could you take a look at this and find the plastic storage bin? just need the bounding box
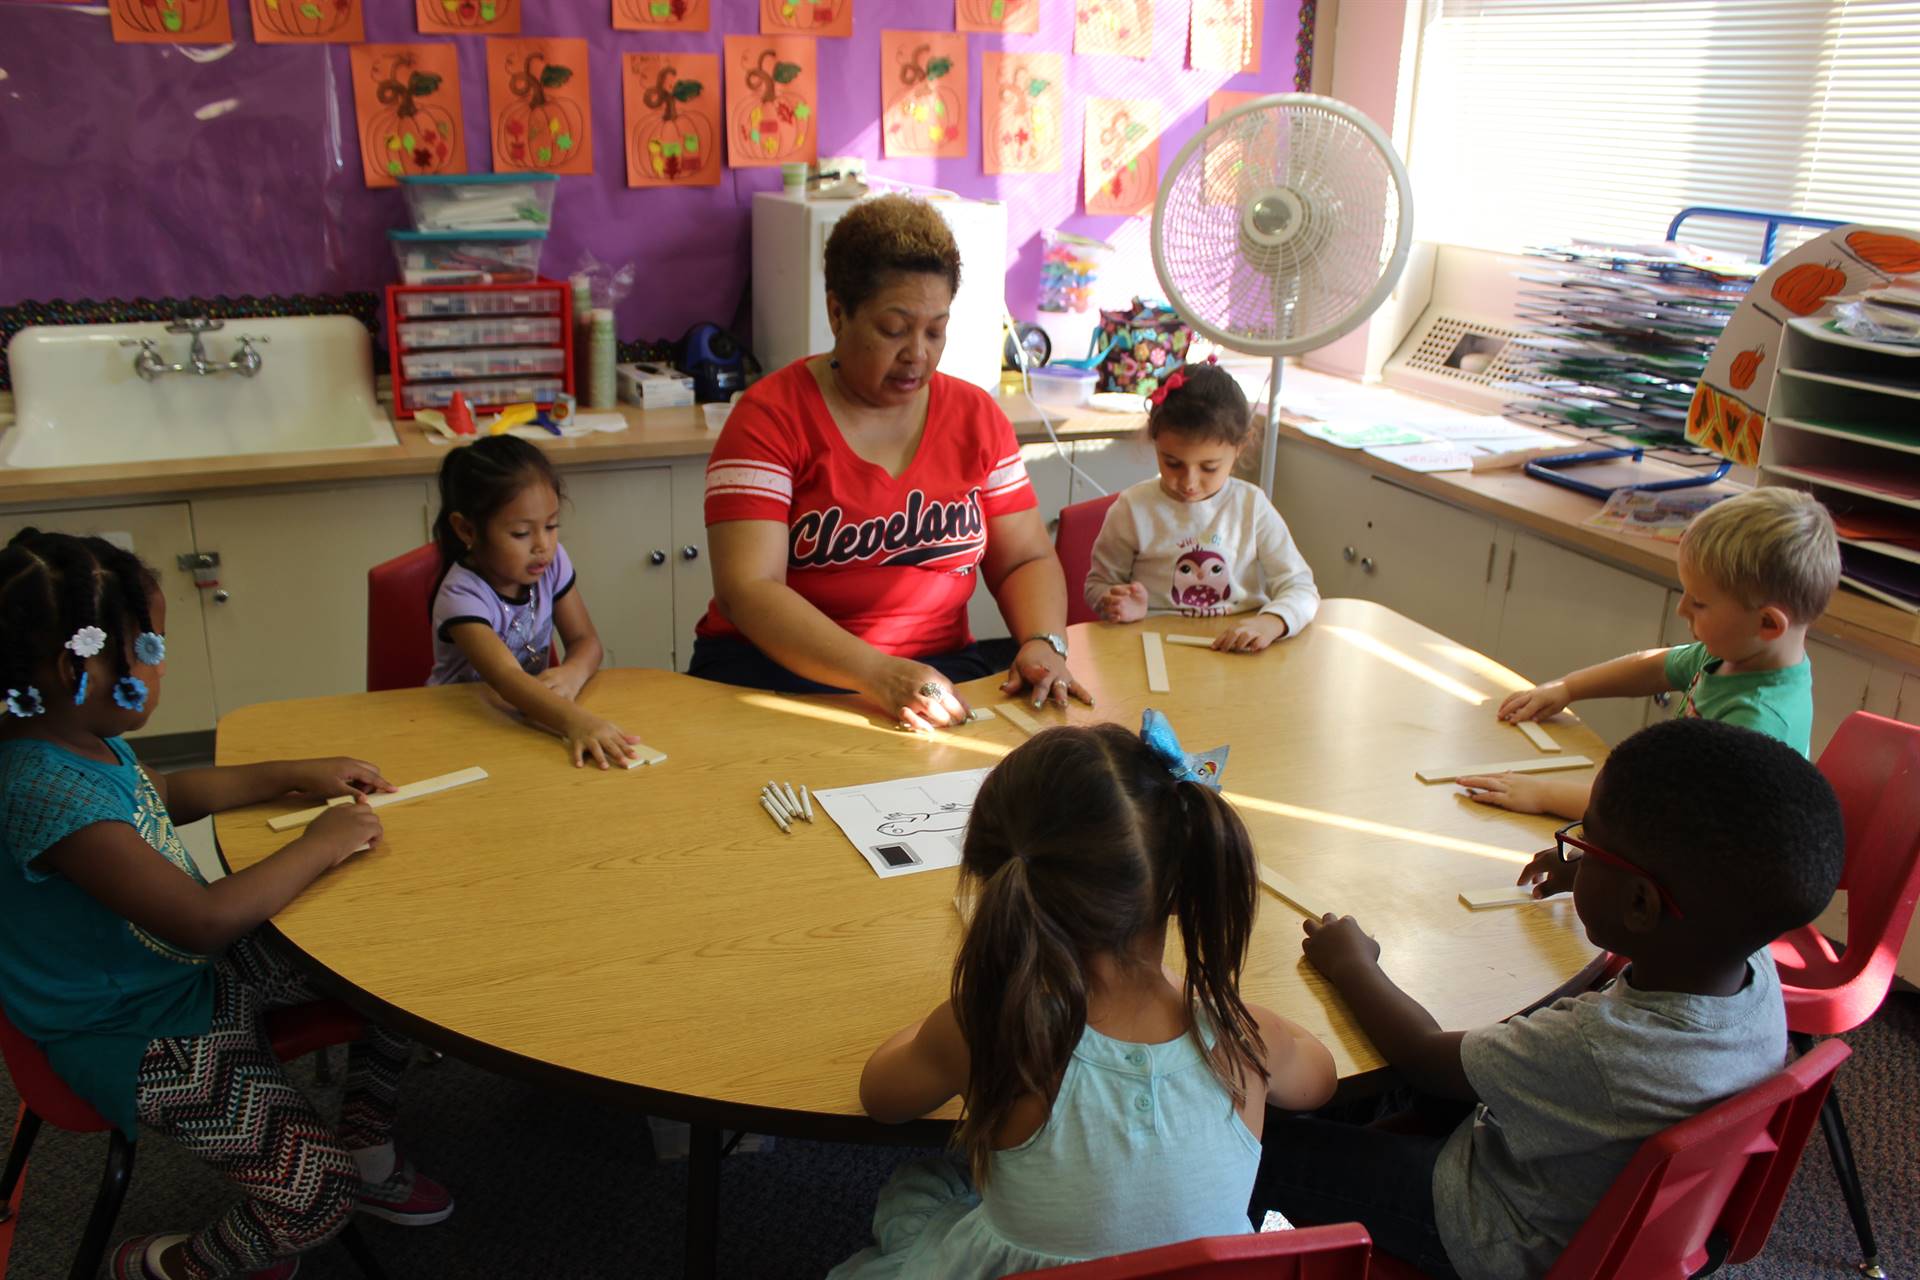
[393,316,563,349]
[400,173,557,233]
[394,289,561,319]
[400,377,565,411]
[401,347,568,381]
[389,229,546,285]
[1027,365,1098,408]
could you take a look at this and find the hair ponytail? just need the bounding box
[1168,782,1266,1106]
[1145,362,1254,450]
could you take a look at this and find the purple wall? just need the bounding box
[0,0,1306,341]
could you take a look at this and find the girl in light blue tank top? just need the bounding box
[832,713,1338,1278]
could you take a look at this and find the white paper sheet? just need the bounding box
[1363,441,1486,473]
[813,768,991,878]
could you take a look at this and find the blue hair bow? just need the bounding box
[1141,709,1228,790]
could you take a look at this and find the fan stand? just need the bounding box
[1261,353,1284,497]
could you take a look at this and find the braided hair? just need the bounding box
[0,529,161,707]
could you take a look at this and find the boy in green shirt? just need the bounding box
[1461,487,1839,821]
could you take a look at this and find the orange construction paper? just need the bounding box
[1190,0,1262,74]
[760,0,850,37]
[724,35,818,168]
[251,0,362,42]
[1074,0,1151,60]
[489,37,593,176]
[625,53,722,187]
[982,51,1061,175]
[613,0,707,31]
[1084,97,1159,217]
[881,31,967,160]
[417,0,517,36]
[350,44,466,189]
[110,0,232,44]
[955,0,1036,35]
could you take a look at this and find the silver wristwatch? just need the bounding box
[1027,632,1068,659]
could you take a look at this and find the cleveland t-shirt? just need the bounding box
[699,363,1037,658]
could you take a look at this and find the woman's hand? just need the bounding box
[283,758,395,799]
[1094,583,1148,624]
[1000,640,1093,710]
[1214,614,1288,653]
[562,711,642,769]
[866,659,971,731]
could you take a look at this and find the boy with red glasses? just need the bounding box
[1250,718,1844,1278]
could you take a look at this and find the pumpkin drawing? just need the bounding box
[1729,347,1765,391]
[733,49,812,161]
[426,0,509,28]
[253,0,353,37]
[499,53,584,170]
[115,0,224,36]
[960,0,1028,27]
[1079,0,1149,50]
[764,0,840,30]
[366,53,457,181]
[1095,109,1152,208]
[1770,262,1847,317]
[1845,231,1920,277]
[994,61,1052,167]
[887,45,961,153]
[617,0,700,24]
[634,66,713,181]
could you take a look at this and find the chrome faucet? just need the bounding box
[121,317,269,380]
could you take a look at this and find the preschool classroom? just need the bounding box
[2,0,1919,1277]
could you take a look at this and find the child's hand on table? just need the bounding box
[563,710,641,770]
[537,666,587,701]
[1456,771,1554,814]
[284,758,396,799]
[1301,914,1381,984]
[1514,845,1576,900]
[1095,583,1149,623]
[1214,615,1288,653]
[303,795,383,866]
[1497,681,1569,722]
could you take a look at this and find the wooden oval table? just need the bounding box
[215,598,1603,1275]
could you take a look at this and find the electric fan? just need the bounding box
[1152,94,1415,492]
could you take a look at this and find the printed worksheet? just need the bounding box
[813,767,990,877]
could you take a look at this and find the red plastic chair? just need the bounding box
[1769,711,1920,1279]
[0,999,387,1280]
[1366,1039,1851,1280]
[1006,1222,1372,1279]
[366,542,444,692]
[1057,493,1122,626]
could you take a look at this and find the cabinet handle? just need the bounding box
[1505,548,1516,591]
[1342,546,1357,562]
[1485,542,1496,584]
[1653,691,1671,709]
[649,550,667,566]
[681,545,700,561]
[212,589,231,604]
[1360,556,1376,574]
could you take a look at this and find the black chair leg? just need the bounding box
[313,1045,335,1085]
[0,1106,42,1219]
[69,1131,137,1280]
[336,1221,391,1280]
[1816,1085,1885,1278]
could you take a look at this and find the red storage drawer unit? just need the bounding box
[385,279,574,420]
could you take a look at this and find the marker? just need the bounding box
[801,785,814,821]
[761,795,791,834]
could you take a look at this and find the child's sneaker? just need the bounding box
[110,1235,299,1279]
[358,1157,455,1226]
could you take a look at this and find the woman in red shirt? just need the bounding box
[695,195,1088,729]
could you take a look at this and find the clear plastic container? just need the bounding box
[401,346,567,381]
[400,377,565,411]
[393,316,563,349]
[389,229,546,286]
[400,173,557,233]
[394,289,561,319]
[1027,365,1099,408]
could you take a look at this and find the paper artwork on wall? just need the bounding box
[1074,0,1151,60]
[955,0,1036,35]
[982,52,1062,175]
[250,0,363,42]
[1084,98,1159,217]
[625,53,722,188]
[760,0,850,38]
[613,0,707,30]
[1203,89,1261,203]
[1189,0,1261,74]
[418,0,517,36]
[110,0,232,44]
[881,31,967,159]
[724,35,818,168]
[350,44,466,189]
[489,38,593,175]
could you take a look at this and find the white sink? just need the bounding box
[1,316,398,469]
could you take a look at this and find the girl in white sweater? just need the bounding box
[1086,363,1319,651]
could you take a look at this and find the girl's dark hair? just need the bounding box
[431,435,564,577]
[822,193,964,316]
[0,529,161,701]
[1147,363,1255,449]
[951,723,1264,1185]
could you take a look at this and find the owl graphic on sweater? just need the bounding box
[1170,536,1235,616]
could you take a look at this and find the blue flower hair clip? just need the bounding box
[1141,708,1228,790]
[5,687,45,719]
[112,675,149,712]
[134,631,166,666]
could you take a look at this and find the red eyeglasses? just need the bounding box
[1555,821,1686,920]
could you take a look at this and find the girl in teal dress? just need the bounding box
[833,714,1338,1277]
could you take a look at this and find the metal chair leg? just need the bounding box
[69,1131,136,1280]
[1815,1085,1885,1278]
[313,1045,335,1085]
[0,1106,42,1219]
[336,1221,391,1280]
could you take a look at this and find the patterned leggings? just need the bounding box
[132,933,410,1280]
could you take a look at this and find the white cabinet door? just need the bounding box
[1066,434,1155,507]
[669,460,711,673]
[971,443,1074,643]
[1491,532,1669,747]
[0,504,216,738]
[552,467,677,672]
[192,482,430,714]
[1900,674,1920,726]
[1269,438,1366,597]
[1351,478,1505,650]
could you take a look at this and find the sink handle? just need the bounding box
[167,316,224,334]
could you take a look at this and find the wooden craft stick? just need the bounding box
[1514,720,1560,753]
[1257,863,1323,919]
[1165,634,1216,648]
[1417,755,1593,785]
[1460,885,1550,911]
[998,702,1043,736]
[966,706,995,722]
[267,766,489,832]
[622,742,669,768]
[1143,632,1170,693]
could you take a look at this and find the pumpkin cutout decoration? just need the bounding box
[111,0,230,41]
[365,53,459,182]
[633,64,715,183]
[420,0,515,31]
[1845,231,1920,277]
[761,0,849,35]
[883,35,967,159]
[1770,262,1848,317]
[983,51,1062,175]
[957,0,1035,34]
[1085,100,1159,216]
[730,47,814,164]
[1729,347,1764,392]
[615,0,706,29]
[497,52,587,172]
[252,0,359,40]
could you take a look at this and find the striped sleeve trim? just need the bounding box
[984,452,1031,498]
[705,460,794,503]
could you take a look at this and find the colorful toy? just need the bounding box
[445,391,476,436]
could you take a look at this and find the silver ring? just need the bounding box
[918,681,944,699]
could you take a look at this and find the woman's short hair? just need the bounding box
[822,193,963,315]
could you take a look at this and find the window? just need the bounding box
[1405,0,1920,259]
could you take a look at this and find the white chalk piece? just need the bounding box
[1417,755,1593,785]
[761,795,792,834]
[1143,632,1170,693]
[781,781,803,816]
[998,702,1043,736]
[267,767,489,832]
[800,785,814,821]
[762,786,793,822]
[622,742,669,768]
[1515,720,1560,753]
[1257,864,1322,919]
[1460,886,1549,910]
[1165,634,1217,648]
